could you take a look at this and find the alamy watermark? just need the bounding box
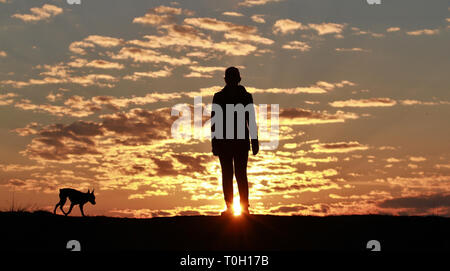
[366,240,381,251]
[171,96,279,150]
[66,240,81,251]
[366,0,381,5]
[67,0,81,5]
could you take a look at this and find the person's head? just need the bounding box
[224,67,241,86]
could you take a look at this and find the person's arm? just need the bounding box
[248,93,259,155]
[211,94,219,156]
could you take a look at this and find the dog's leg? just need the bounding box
[79,204,85,217]
[53,202,60,214]
[66,203,74,216]
[59,197,67,215]
[55,191,62,214]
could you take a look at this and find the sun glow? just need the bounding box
[233,196,242,216]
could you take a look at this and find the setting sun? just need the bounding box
[233,196,242,216]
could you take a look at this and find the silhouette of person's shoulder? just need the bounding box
[214,85,252,104]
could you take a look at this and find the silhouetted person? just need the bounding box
[211,67,259,216]
[54,188,96,217]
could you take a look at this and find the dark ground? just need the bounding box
[0,211,448,252]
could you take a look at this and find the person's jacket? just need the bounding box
[211,84,258,154]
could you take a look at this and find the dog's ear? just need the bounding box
[88,189,90,194]
[92,188,95,194]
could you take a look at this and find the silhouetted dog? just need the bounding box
[54,188,96,217]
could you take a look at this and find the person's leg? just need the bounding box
[234,150,249,211]
[219,153,234,210]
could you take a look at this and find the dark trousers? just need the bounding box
[218,150,249,209]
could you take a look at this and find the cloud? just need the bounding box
[14,99,91,117]
[329,98,397,107]
[128,190,169,199]
[293,156,338,167]
[283,143,297,149]
[111,47,192,65]
[24,121,103,161]
[69,41,95,55]
[46,92,63,102]
[311,141,369,153]
[0,163,44,172]
[109,205,220,218]
[247,80,355,94]
[271,205,307,213]
[386,27,400,32]
[133,13,174,26]
[11,4,63,22]
[211,41,257,55]
[249,167,341,196]
[128,24,212,49]
[378,194,450,211]
[190,80,354,97]
[381,175,450,195]
[123,67,173,80]
[69,35,123,55]
[251,15,265,24]
[11,122,40,136]
[183,86,222,98]
[222,11,244,17]
[101,108,175,142]
[224,32,274,45]
[351,27,385,38]
[13,92,182,117]
[128,24,258,56]
[386,157,402,163]
[406,29,439,36]
[3,178,60,194]
[0,93,17,106]
[308,23,345,35]
[184,66,225,78]
[184,17,256,34]
[250,85,327,94]
[379,146,397,151]
[435,164,450,169]
[273,19,345,35]
[273,19,304,34]
[399,99,449,106]
[239,0,283,7]
[152,5,183,15]
[1,63,119,89]
[279,108,359,125]
[186,51,208,58]
[132,5,190,26]
[282,41,311,52]
[409,156,426,162]
[70,74,118,88]
[24,107,175,162]
[335,48,370,52]
[68,59,124,69]
[172,152,214,175]
[84,35,123,47]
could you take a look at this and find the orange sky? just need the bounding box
[0,0,449,217]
